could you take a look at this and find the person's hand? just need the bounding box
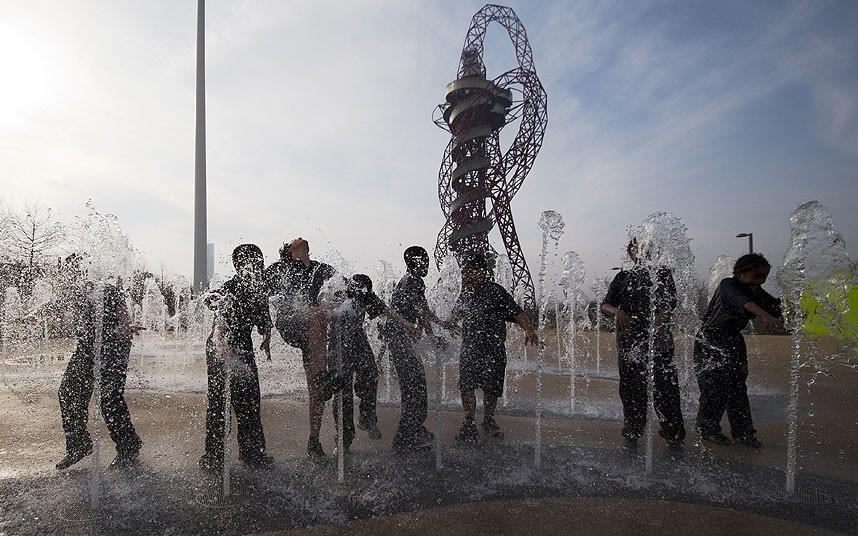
[203,290,221,310]
[524,329,538,346]
[614,309,631,332]
[762,314,786,335]
[260,330,272,360]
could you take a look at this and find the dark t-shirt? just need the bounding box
[264,258,335,329]
[214,276,272,358]
[602,267,677,348]
[453,281,522,363]
[390,272,428,324]
[331,290,386,367]
[76,283,128,352]
[700,277,781,334]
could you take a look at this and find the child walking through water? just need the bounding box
[694,253,785,448]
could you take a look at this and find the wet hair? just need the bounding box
[350,273,373,293]
[404,246,428,271]
[232,243,263,267]
[626,238,638,257]
[279,242,291,259]
[460,250,489,271]
[733,253,770,275]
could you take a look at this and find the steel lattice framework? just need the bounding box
[433,4,547,314]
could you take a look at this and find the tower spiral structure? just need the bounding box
[434,4,547,313]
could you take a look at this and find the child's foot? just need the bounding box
[735,435,762,448]
[307,436,326,462]
[622,437,638,451]
[701,432,732,446]
[481,416,504,439]
[455,419,479,444]
[56,444,93,470]
[358,420,383,440]
[198,453,223,473]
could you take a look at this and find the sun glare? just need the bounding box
[0,18,75,125]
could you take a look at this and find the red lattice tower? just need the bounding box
[433,4,547,314]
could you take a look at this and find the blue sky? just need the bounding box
[1,0,856,289]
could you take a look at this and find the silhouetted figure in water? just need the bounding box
[264,237,337,462]
[381,246,456,452]
[601,239,686,453]
[57,259,143,470]
[451,251,537,444]
[199,244,273,471]
[695,253,785,448]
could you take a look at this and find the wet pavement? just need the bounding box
[0,334,856,535]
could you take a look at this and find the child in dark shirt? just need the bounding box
[57,273,143,470]
[199,244,273,471]
[694,253,785,448]
[328,274,416,451]
[600,239,686,452]
[264,237,336,461]
[452,252,537,443]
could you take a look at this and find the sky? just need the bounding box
[1,0,857,292]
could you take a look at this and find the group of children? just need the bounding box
[54,236,784,472]
[601,241,785,454]
[195,238,537,469]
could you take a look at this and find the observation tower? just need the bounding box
[434,4,548,313]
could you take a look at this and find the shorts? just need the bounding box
[458,353,506,398]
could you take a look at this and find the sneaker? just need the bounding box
[416,426,435,443]
[56,444,94,470]
[240,453,274,468]
[391,437,431,454]
[307,436,326,462]
[666,439,685,453]
[481,416,504,439]
[701,432,732,446]
[735,435,762,449]
[455,419,479,444]
[110,450,140,469]
[110,440,142,469]
[358,419,383,440]
[198,453,223,473]
[622,437,638,451]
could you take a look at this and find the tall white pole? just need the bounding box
[193,0,208,295]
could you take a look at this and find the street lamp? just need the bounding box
[736,232,753,254]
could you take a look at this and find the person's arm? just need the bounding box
[744,301,786,334]
[601,303,631,332]
[515,311,538,345]
[385,306,421,335]
[259,327,272,360]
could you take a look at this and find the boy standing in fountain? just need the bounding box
[694,253,785,448]
[600,239,686,452]
[383,246,454,452]
[264,237,337,461]
[328,274,418,451]
[199,244,273,471]
[452,251,537,443]
[57,255,143,470]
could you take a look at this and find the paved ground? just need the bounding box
[0,333,856,535]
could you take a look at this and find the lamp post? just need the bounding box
[736,233,753,255]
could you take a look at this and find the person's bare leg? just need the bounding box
[306,308,329,439]
[461,390,476,421]
[484,394,498,417]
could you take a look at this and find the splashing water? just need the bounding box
[591,277,608,375]
[777,200,856,495]
[535,211,565,467]
[559,251,588,414]
[629,212,697,474]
